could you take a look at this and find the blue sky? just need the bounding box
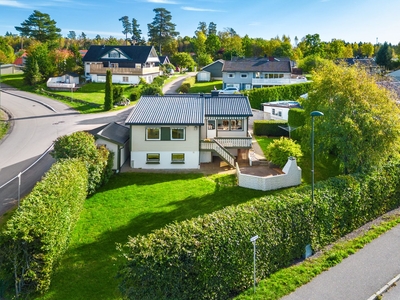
[1,0,399,45]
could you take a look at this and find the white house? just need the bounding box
[262,101,302,121]
[83,45,160,84]
[222,57,307,91]
[46,73,80,90]
[125,94,254,170]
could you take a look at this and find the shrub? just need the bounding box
[265,137,303,168]
[113,85,124,104]
[51,131,111,195]
[178,82,190,93]
[129,89,141,101]
[141,84,163,96]
[288,108,306,141]
[0,159,88,297]
[152,76,166,87]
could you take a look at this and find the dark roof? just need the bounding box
[125,96,204,125]
[94,122,130,145]
[125,94,253,125]
[83,45,158,65]
[222,58,292,73]
[205,96,253,117]
[342,58,378,67]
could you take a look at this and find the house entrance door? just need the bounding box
[207,120,216,138]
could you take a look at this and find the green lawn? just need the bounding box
[40,172,269,300]
[189,80,222,93]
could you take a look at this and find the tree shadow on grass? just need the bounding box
[46,181,269,300]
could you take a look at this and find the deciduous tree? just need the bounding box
[302,62,400,174]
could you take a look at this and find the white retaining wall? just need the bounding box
[236,157,302,191]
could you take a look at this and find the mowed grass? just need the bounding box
[189,80,222,93]
[40,172,268,300]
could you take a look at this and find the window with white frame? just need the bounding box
[146,127,160,140]
[217,119,244,131]
[122,76,129,82]
[171,153,185,163]
[171,128,185,140]
[228,73,235,78]
[146,153,160,163]
[241,73,247,78]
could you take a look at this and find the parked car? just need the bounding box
[218,87,240,94]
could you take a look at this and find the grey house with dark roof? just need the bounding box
[83,45,160,84]
[222,57,307,90]
[125,94,253,170]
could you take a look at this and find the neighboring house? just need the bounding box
[201,59,224,80]
[46,72,80,90]
[262,101,302,121]
[342,58,381,74]
[158,55,170,65]
[83,45,160,84]
[13,51,27,66]
[222,57,307,90]
[94,122,130,171]
[196,70,211,82]
[125,94,253,170]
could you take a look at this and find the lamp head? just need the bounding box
[310,111,324,117]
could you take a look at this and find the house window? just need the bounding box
[171,153,185,164]
[109,51,119,58]
[146,153,160,164]
[171,128,185,140]
[228,73,235,78]
[146,127,160,140]
[230,119,243,131]
[207,120,215,130]
[217,119,244,131]
[241,73,247,78]
[110,63,118,68]
[122,76,129,82]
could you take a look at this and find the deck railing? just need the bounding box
[89,65,160,75]
[200,140,235,167]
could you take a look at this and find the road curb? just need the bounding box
[367,273,400,300]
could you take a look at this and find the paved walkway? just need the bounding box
[282,221,400,300]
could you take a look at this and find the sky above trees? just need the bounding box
[1,0,400,45]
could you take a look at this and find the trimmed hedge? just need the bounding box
[117,160,400,300]
[288,108,306,141]
[0,159,88,297]
[253,120,289,137]
[247,82,312,109]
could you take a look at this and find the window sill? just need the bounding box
[171,162,185,164]
[146,162,160,164]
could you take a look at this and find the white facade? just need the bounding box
[130,125,201,169]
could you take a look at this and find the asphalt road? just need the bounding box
[0,87,132,216]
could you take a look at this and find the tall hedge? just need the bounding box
[0,159,88,297]
[117,160,400,299]
[288,108,306,141]
[247,82,312,109]
[253,120,289,136]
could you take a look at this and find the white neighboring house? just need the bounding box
[94,122,130,171]
[46,73,80,90]
[262,101,302,121]
[125,94,254,170]
[83,45,160,84]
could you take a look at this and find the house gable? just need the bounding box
[100,48,130,60]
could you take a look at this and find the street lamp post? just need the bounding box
[311,111,324,202]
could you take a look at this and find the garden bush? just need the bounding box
[129,89,141,101]
[52,131,112,195]
[141,84,163,96]
[0,159,88,298]
[117,159,400,300]
[265,137,303,168]
[288,108,306,141]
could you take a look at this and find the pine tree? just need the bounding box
[104,70,113,111]
[147,8,179,54]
